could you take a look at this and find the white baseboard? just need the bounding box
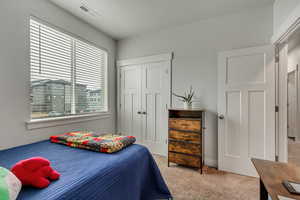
[205,157,218,168]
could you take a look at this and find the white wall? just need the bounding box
[0,0,116,149]
[273,0,300,34]
[288,31,300,72]
[117,5,273,167]
[272,0,300,43]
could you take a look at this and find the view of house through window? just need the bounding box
[30,18,107,119]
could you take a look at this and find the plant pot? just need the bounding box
[183,102,192,109]
[192,98,201,109]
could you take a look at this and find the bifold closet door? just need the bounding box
[141,62,170,156]
[119,65,142,142]
[118,53,172,156]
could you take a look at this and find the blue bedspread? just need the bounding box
[0,141,171,200]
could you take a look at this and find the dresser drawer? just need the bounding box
[169,130,201,144]
[169,152,201,168]
[169,119,201,132]
[169,140,201,155]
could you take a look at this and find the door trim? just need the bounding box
[116,53,173,134]
[117,53,173,67]
[274,14,300,162]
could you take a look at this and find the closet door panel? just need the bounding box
[144,93,155,141]
[141,62,169,156]
[120,66,142,142]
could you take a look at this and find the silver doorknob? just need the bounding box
[218,115,224,120]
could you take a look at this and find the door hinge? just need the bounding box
[275,105,279,112]
[275,55,279,63]
[275,155,279,162]
[275,46,280,63]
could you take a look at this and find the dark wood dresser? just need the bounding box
[168,109,205,173]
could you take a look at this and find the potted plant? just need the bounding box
[173,86,195,109]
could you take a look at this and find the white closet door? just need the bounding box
[120,65,142,142]
[141,62,170,156]
[118,53,172,156]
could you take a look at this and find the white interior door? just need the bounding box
[218,45,275,177]
[119,65,142,142]
[141,62,170,156]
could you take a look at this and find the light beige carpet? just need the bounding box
[154,155,259,200]
[288,138,300,166]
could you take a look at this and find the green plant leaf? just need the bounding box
[172,92,188,102]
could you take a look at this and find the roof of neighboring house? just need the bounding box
[87,89,102,94]
[31,79,86,87]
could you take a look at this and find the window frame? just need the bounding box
[27,16,110,128]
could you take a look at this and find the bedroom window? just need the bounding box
[30,18,108,120]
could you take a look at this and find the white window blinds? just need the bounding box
[74,40,106,113]
[30,18,108,119]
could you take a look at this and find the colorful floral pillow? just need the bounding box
[0,167,21,200]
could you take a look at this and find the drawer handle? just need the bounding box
[181,123,189,126]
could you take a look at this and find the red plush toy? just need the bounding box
[11,157,60,188]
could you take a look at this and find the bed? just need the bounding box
[0,140,172,200]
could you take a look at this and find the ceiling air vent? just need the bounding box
[80,5,89,12]
[79,4,101,17]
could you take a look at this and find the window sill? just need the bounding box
[26,112,112,130]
